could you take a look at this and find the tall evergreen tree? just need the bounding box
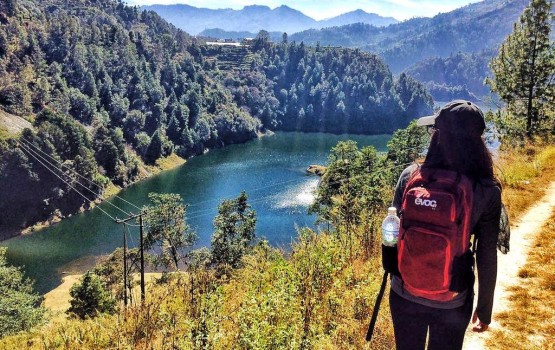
[67,271,116,320]
[143,193,197,270]
[487,0,555,137]
[211,192,256,269]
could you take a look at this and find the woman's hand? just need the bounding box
[471,310,489,332]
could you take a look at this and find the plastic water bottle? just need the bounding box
[382,207,400,247]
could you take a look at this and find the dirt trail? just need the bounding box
[463,181,555,349]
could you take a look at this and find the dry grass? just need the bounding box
[103,182,122,198]
[0,125,11,140]
[3,144,555,349]
[485,213,555,350]
[482,144,555,350]
[495,144,555,223]
[0,109,32,136]
[43,275,82,313]
[140,153,186,178]
[43,273,165,315]
[155,153,186,171]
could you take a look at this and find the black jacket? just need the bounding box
[391,164,502,324]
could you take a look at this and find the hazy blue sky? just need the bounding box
[127,0,484,21]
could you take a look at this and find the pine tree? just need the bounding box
[487,0,555,137]
[143,193,197,270]
[144,129,163,164]
[67,271,115,320]
[211,192,256,269]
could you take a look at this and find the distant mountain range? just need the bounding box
[140,4,398,35]
[143,0,538,101]
[291,0,530,73]
[289,0,532,100]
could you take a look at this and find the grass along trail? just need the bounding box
[463,181,555,349]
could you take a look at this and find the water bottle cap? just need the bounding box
[388,207,397,216]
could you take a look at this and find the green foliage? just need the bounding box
[93,247,141,303]
[222,43,433,134]
[404,50,494,100]
[487,0,555,139]
[311,141,391,223]
[143,193,197,270]
[211,191,257,269]
[291,229,346,349]
[0,120,106,231]
[386,120,430,168]
[0,248,45,337]
[67,271,116,320]
[0,0,435,234]
[144,129,164,164]
[310,141,390,260]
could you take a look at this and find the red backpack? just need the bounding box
[398,167,474,301]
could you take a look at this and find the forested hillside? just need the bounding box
[217,42,432,134]
[0,0,260,236]
[290,0,530,99]
[403,51,494,102]
[0,0,431,237]
[291,0,529,72]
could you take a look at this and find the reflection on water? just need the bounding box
[273,178,319,209]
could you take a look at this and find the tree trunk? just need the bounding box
[526,34,538,139]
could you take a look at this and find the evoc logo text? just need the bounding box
[415,198,437,208]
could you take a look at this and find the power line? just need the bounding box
[19,137,143,211]
[18,140,132,217]
[19,142,118,222]
[18,135,420,224]
[20,135,423,214]
[184,161,416,221]
[183,158,416,216]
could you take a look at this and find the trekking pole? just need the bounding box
[366,271,389,342]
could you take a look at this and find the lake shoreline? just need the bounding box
[0,132,282,243]
[0,153,187,242]
[2,129,291,243]
[2,132,391,295]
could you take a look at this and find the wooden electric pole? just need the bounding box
[116,211,146,305]
[139,213,145,302]
[122,223,128,307]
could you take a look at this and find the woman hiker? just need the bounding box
[388,100,502,350]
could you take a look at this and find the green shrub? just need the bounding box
[0,248,45,337]
[67,271,116,320]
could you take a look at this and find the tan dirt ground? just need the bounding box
[463,181,555,349]
[0,109,32,134]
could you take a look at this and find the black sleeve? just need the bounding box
[474,185,502,325]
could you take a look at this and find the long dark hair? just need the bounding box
[422,129,494,180]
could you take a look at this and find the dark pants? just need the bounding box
[389,290,473,350]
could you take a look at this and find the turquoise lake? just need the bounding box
[2,132,390,293]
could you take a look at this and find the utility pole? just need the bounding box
[139,214,145,302]
[116,211,146,305]
[122,223,128,307]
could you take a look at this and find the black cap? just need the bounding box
[417,100,486,136]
